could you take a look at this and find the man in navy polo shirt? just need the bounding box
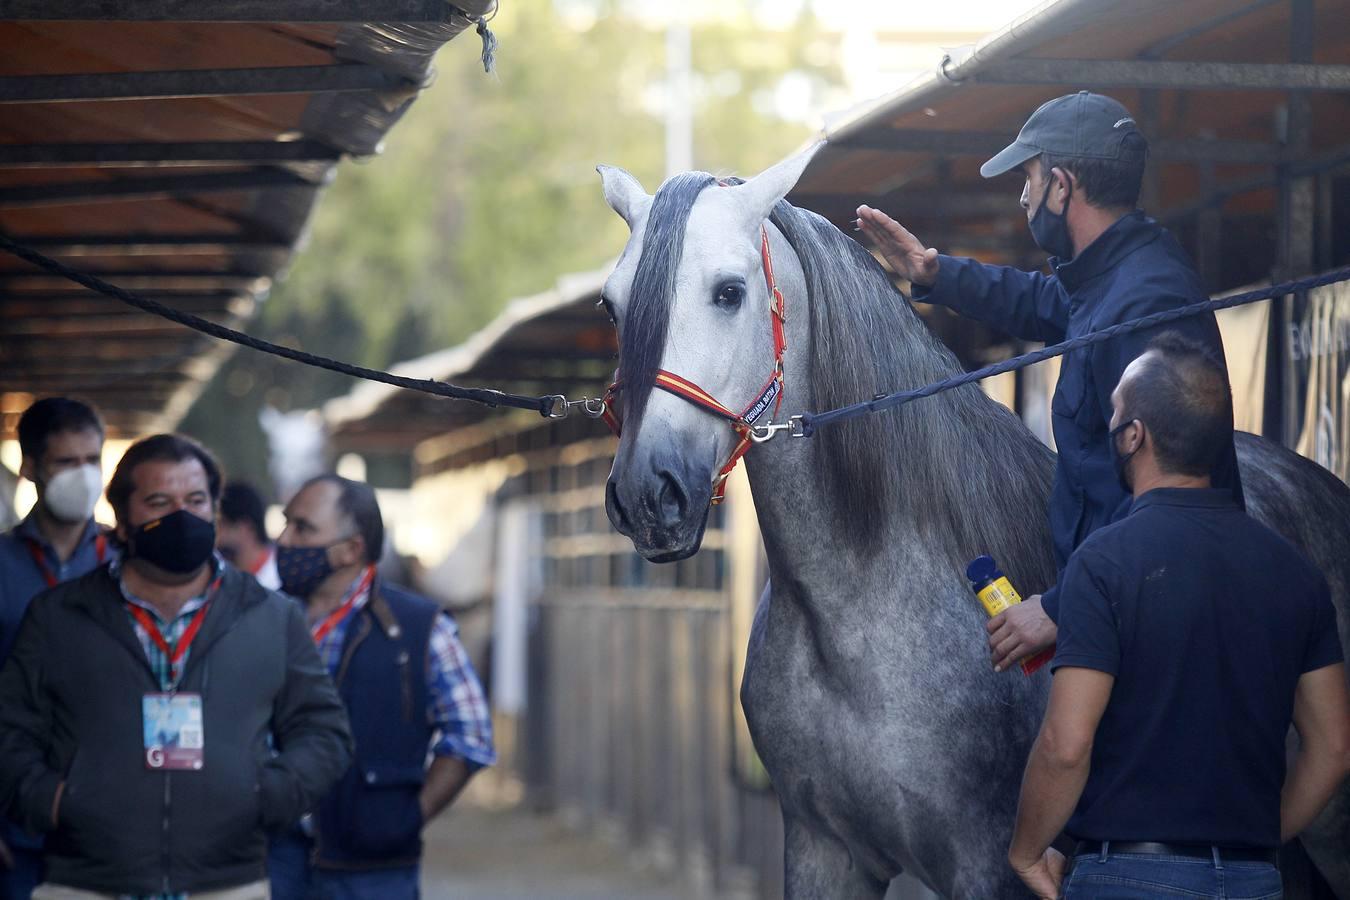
[1006,333,1349,899]
[0,398,109,900]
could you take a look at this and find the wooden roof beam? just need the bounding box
[837,129,1284,165]
[0,272,269,290]
[0,65,416,104]
[974,59,1350,92]
[10,234,290,256]
[0,169,320,208]
[0,0,468,23]
[0,141,341,168]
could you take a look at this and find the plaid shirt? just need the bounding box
[309,572,496,769]
[112,557,219,900]
[115,557,219,693]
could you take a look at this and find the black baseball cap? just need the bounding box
[980,91,1147,178]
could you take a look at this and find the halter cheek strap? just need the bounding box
[602,224,787,506]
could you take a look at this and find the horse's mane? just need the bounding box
[620,172,1057,587]
[767,199,1058,585]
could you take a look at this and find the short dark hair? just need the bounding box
[220,481,269,543]
[302,474,383,565]
[17,397,104,462]
[1117,331,1233,477]
[1042,135,1147,210]
[107,434,224,524]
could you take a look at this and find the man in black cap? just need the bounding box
[856,91,1243,672]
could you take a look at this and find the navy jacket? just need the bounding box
[914,211,1244,618]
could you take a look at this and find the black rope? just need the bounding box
[799,265,1350,437]
[0,233,559,417]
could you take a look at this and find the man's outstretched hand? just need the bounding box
[988,594,1058,673]
[854,205,940,287]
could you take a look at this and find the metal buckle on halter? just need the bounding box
[748,415,807,443]
[544,395,610,419]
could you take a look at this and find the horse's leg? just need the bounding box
[783,817,889,900]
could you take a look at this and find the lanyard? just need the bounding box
[126,576,220,686]
[248,546,273,576]
[25,532,107,589]
[310,565,376,645]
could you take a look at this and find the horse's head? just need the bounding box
[596,145,820,561]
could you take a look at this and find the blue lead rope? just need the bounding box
[797,265,1350,437]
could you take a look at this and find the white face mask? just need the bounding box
[43,464,102,524]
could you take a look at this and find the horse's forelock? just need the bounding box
[619,171,718,431]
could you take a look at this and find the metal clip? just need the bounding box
[749,415,807,443]
[545,395,609,420]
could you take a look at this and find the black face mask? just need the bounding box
[1110,419,1141,494]
[129,509,217,575]
[1029,176,1074,261]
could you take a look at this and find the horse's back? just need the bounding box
[1235,430,1350,899]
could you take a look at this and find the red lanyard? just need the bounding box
[127,576,220,684]
[247,546,272,577]
[310,565,376,645]
[26,533,107,589]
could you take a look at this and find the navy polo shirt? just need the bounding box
[1053,488,1342,848]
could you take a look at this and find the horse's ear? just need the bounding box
[729,141,824,228]
[597,165,652,231]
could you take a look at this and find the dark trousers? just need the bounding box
[1064,844,1282,899]
[0,846,43,900]
[268,831,419,900]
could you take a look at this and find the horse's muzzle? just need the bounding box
[606,452,711,561]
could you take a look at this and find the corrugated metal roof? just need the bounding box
[793,0,1350,284]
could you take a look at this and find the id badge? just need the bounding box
[143,693,204,770]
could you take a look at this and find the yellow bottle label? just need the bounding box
[976,575,1023,618]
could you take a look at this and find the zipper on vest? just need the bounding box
[162,773,172,893]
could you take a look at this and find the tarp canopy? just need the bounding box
[0,0,494,439]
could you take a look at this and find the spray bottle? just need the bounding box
[965,555,1053,676]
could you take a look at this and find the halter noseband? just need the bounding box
[601,221,787,506]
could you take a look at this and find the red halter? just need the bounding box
[602,223,787,505]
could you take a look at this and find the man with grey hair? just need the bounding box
[1007,333,1349,899]
[856,91,1244,675]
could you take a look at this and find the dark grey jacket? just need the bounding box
[0,565,353,895]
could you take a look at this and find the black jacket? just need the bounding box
[0,565,353,895]
[914,211,1244,618]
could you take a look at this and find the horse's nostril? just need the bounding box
[656,469,690,527]
[606,479,634,534]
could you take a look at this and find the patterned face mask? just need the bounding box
[275,542,342,598]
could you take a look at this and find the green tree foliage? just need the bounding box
[181,0,840,495]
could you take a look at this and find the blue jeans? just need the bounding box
[268,832,419,900]
[1063,844,1282,899]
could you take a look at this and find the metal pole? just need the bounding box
[665,14,693,178]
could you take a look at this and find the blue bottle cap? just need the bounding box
[966,555,1000,587]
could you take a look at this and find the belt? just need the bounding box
[1074,840,1279,865]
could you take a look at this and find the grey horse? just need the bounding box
[597,146,1350,899]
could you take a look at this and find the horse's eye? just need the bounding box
[715,282,746,308]
[598,296,617,325]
